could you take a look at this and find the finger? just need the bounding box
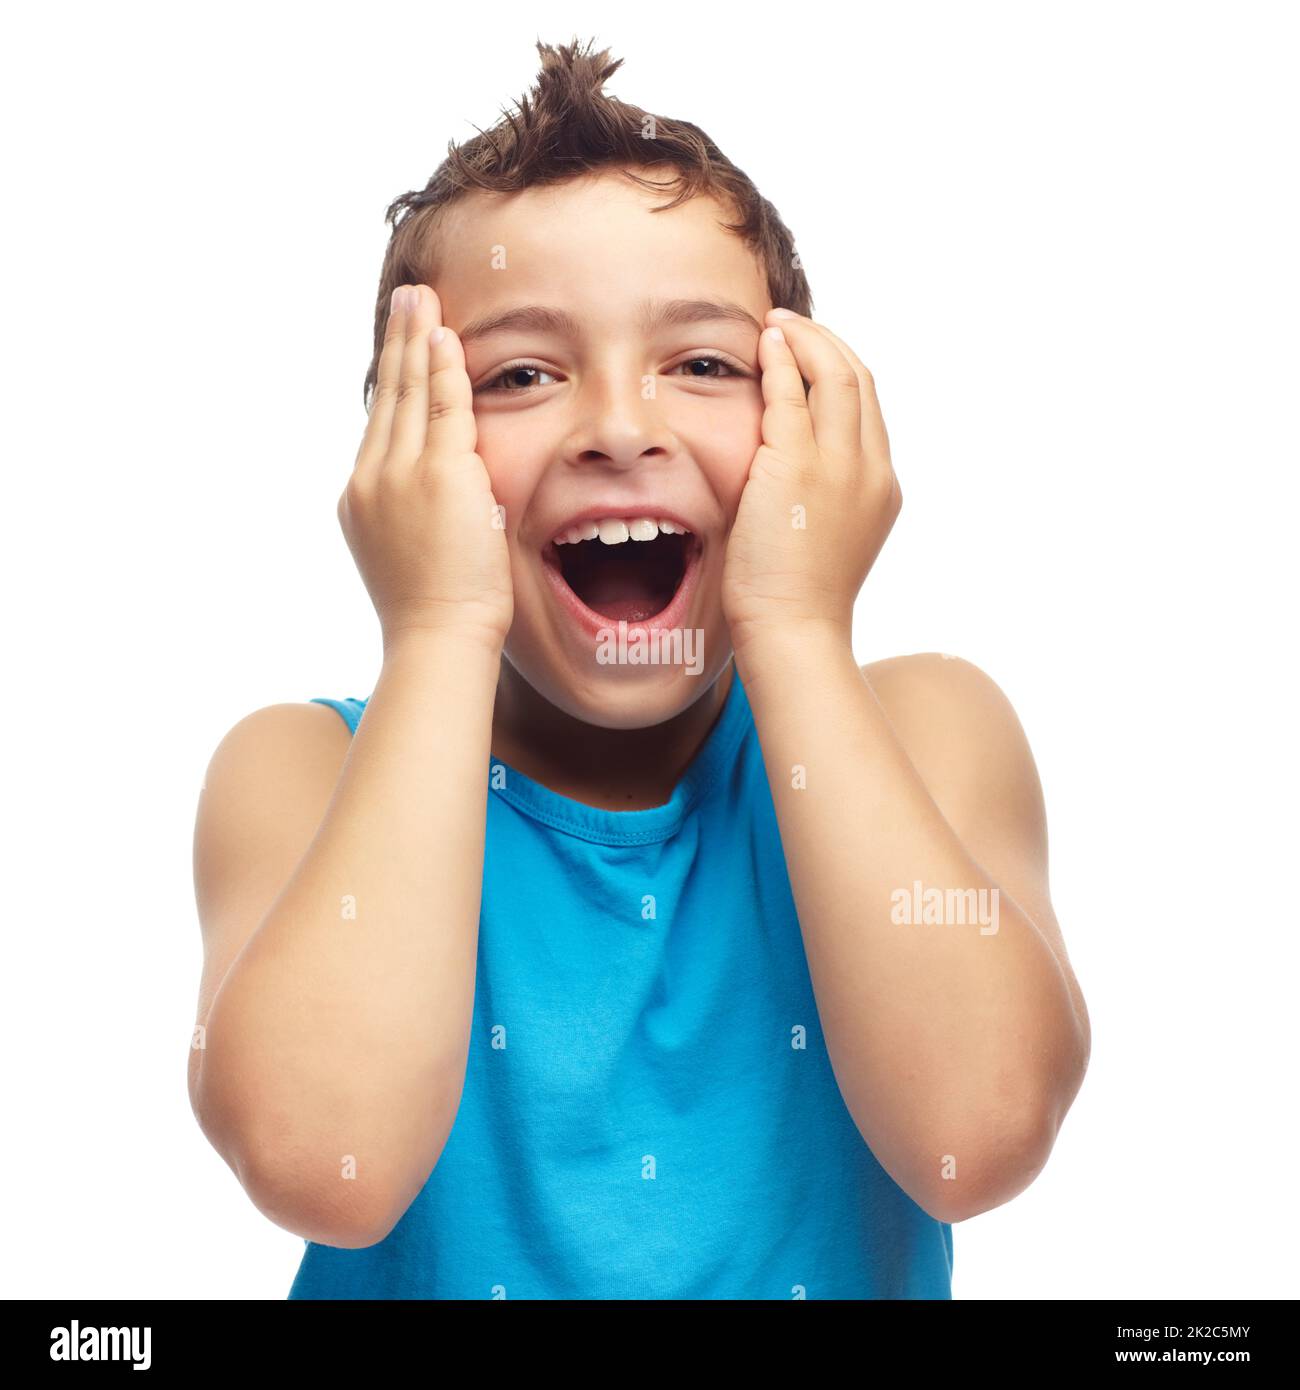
[353,285,411,485]
[757,325,817,464]
[792,315,892,476]
[764,314,861,466]
[423,322,479,462]
[385,284,435,465]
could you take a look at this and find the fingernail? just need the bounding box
[769,307,797,319]
[430,326,445,347]
[765,326,786,343]
[390,286,407,315]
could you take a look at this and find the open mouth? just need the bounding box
[543,518,701,627]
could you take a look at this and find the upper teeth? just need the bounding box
[554,517,690,546]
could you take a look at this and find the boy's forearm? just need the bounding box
[734,627,1086,1222]
[197,629,500,1240]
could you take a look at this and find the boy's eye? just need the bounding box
[672,353,747,380]
[475,352,750,395]
[478,363,559,394]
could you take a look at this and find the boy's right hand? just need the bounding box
[338,284,514,653]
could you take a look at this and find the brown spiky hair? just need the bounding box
[362,35,813,410]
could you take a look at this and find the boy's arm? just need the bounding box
[724,312,1087,1225]
[191,633,500,1248]
[736,634,1089,1225]
[865,651,1090,1045]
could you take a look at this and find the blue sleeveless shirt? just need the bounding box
[289,667,953,1299]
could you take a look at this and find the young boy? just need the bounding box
[189,38,1090,1300]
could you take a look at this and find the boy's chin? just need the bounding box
[506,646,730,731]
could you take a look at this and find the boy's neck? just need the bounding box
[490,658,735,812]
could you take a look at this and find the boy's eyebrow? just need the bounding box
[457,298,764,345]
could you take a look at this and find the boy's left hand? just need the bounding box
[721,310,901,655]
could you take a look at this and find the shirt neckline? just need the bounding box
[487,662,752,846]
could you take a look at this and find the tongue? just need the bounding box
[579,569,669,623]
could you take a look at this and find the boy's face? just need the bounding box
[433,166,770,729]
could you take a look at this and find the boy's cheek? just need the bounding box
[699,446,758,525]
[475,438,541,532]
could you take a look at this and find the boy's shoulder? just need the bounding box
[860,650,1012,715]
[199,701,354,822]
[862,649,1019,714]
[208,700,354,763]
[857,651,1043,818]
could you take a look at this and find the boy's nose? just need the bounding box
[561,375,679,473]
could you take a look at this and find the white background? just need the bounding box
[3,0,1296,1300]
